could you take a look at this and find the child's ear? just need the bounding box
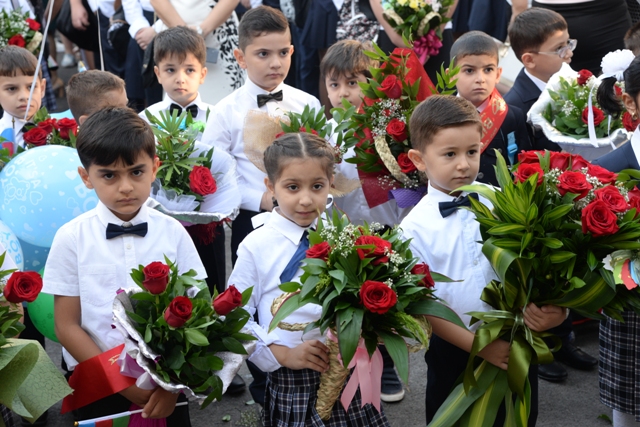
[153,65,161,83]
[289,45,294,56]
[39,77,47,94]
[151,155,160,178]
[521,53,536,70]
[78,114,89,126]
[234,48,247,69]
[495,66,503,84]
[264,176,275,196]
[199,66,208,85]
[407,149,427,172]
[622,93,637,117]
[78,166,93,189]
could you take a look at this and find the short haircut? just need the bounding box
[154,26,206,67]
[76,107,156,170]
[238,6,289,51]
[625,21,640,56]
[66,70,125,121]
[410,95,482,152]
[450,31,500,65]
[264,133,335,183]
[0,46,42,78]
[508,8,568,61]
[320,40,378,80]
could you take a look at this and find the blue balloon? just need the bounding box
[19,238,49,271]
[0,146,98,247]
[0,219,23,270]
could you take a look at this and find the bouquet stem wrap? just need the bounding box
[316,331,350,420]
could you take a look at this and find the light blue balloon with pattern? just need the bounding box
[19,238,49,270]
[0,219,23,270]
[0,146,98,247]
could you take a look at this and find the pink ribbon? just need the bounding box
[413,36,431,65]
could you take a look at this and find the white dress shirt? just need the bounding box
[142,93,212,124]
[201,79,322,212]
[122,0,154,38]
[399,183,496,331]
[42,201,207,369]
[524,69,548,92]
[629,126,640,167]
[228,209,324,372]
[0,112,29,150]
[0,0,34,17]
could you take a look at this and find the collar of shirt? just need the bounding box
[524,69,548,92]
[263,208,314,244]
[425,182,468,204]
[476,96,490,113]
[95,200,150,229]
[163,92,205,112]
[243,78,286,108]
[631,125,640,165]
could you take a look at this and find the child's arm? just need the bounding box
[269,341,330,373]
[522,303,566,332]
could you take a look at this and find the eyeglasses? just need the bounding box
[535,39,577,59]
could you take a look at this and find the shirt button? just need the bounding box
[126,244,132,250]
[473,259,479,265]
[477,172,484,179]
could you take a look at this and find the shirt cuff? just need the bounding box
[240,187,264,212]
[248,341,281,372]
[128,19,151,38]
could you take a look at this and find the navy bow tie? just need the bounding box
[106,222,148,239]
[257,90,283,108]
[169,103,199,118]
[280,231,309,284]
[438,193,478,218]
[20,122,35,133]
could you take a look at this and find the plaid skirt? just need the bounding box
[1,404,15,427]
[600,312,640,420]
[263,367,390,427]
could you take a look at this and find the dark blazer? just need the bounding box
[592,141,640,172]
[299,0,338,49]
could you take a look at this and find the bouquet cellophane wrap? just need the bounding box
[528,62,630,160]
[112,288,256,404]
[148,142,241,224]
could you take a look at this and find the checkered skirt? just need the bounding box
[263,367,390,427]
[0,404,15,427]
[599,312,640,420]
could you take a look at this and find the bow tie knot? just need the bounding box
[106,222,148,239]
[438,193,478,218]
[257,90,284,107]
[169,103,199,118]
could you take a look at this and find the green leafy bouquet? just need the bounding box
[113,257,256,407]
[429,150,640,426]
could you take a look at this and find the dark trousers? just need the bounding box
[425,334,539,426]
[193,224,226,295]
[96,11,126,78]
[295,33,320,99]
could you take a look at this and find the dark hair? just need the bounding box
[154,26,206,67]
[0,46,42,78]
[597,55,640,118]
[625,21,640,56]
[450,31,500,65]
[66,70,126,121]
[238,6,289,51]
[264,133,335,182]
[320,40,378,80]
[409,95,482,151]
[76,107,156,169]
[508,8,567,61]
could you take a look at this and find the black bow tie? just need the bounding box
[257,90,283,107]
[20,122,35,133]
[438,193,478,218]
[169,103,199,118]
[106,222,148,239]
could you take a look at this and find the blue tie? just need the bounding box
[280,231,309,283]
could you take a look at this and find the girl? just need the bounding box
[228,132,390,426]
[595,53,640,427]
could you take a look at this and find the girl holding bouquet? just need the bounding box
[228,133,390,426]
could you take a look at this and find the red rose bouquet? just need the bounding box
[270,211,463,419]
[429,150,640,426]
[113,256,256,407]
[0,9,43,54]
[21,107,78,149]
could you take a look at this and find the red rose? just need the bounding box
[594,186,629,213]
[622,112,640,132]
[397,152,416,173]
[306,241,331,261]
[615,85,623,98]
[164,296,192,328]
[355,235,392,265]
[557,170,593,200]
[411,263,435,288]
[514,163,544,186]
[517,150,544,164]
[26,18,40,31]
[569,154,589,171]
[189,165,217,196]
[386,118,408,142]
[549,152,571,170]
[37,118,57,133]
[213,285,243,315]
[3,271,42,303]
[628,188,640,215]
[379,75,402,99]
[142,261,170,294]
[8,34,25,47]
[359,280,397,314]
[587,164,618,184]
[576,69,593,86]
[22,127,49,146]
[581,200,619,237]
[56,118,78,140]
[581,106,605,127]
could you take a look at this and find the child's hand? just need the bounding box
[478,339,510,370]
[523,303,566,332]
[270,341,330,373]
[141,388,180,419]
[119,385,154,408]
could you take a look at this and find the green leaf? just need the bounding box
[185,328,210,346]
[488,224,526,235]
[268,293,305,332]
[337,308,364,368]
[549,251,576,263]
[279,281,302,293]
[378,330,410,383]
[536,238,563,249]
[405,300,467,329]
[222,337,248,354]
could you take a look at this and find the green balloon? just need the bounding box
[27,292,59,343]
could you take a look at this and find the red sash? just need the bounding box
[479,88,509,153]
[61,344,137,413]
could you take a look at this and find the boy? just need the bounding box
[450,31,532,187]
[42,108,206,424]
[320,39,408,403]
[401,95,566,425]
[0,46,47,151]
[506,9,597,383]
[66,70,128,124]
[201,5,321,404]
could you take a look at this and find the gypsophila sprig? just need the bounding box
[0,9,43,53]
